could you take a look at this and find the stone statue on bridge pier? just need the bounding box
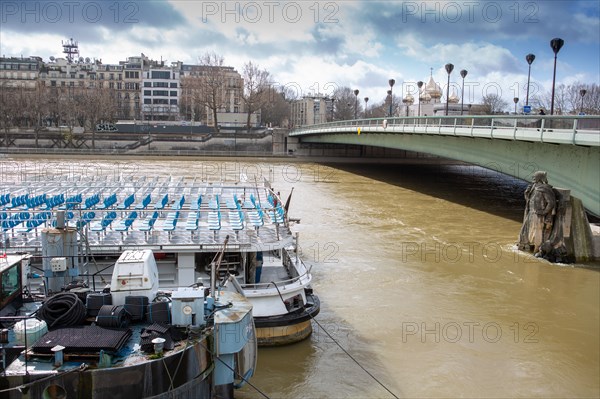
[518,171,570,262]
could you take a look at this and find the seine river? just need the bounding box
[2,157,598,398]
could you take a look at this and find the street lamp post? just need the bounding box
[353,89,359,119]
[550,38,564,115]
[513,97,519,114]
[525,53,535,106]
[364,97,369,117]
[388,79,395,117]
[402,95,414,117]
[330,97,335,121]
[460,69,468,115]
[417,81,423,117]
[580,89,587,114]
[445,63,454,116]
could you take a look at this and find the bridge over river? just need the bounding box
[290,115,600,216]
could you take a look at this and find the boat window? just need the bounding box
[1,264,20,301]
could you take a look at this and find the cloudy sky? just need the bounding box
[1,0,599,108]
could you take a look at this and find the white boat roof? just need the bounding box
[0,176,292,254]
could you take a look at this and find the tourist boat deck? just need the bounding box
[1,175,292,254]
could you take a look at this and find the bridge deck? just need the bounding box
[291,115,600,147]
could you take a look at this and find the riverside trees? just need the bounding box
[0,81,119,148]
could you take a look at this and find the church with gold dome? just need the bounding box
[401,71,471,117]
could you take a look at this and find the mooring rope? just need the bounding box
[308,306,400,399]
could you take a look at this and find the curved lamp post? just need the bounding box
[460,69,468,115]
[550,38,564,115]
[580,89,587,114]
[525,53,535,106]
[364,97,369,117]
[353,89,360,119]
[388,79,395,117]
[402,95,414,116]
[444,63,454,116]
[330,97,335,121]
[417,81,424,117]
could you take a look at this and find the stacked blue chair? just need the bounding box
[135,194,152,210]
[226,195,237,209]
[208,195,219,210]
[185,211,200,231]
[91,211,117,232]
[45,194,65,209]
[208,210,221,231]
[172,195,185,210]
[117,194,135,210]
[154,193,169,210]
[115,211,138,231]
[2,212,30,231]
[190,195,202,210]
[248,204,264,229]
[25,194,47,209]
[77,211,96,228]
[228,210,243,231]
[268,204,285,224]
[139,211,159,232]
[0,193,10,207]
[98,193,117,209]
[24,211,51,231]
[9,194,29,209]
[83,194,101,209]
[163,211,179,231]
[64,193,83,210]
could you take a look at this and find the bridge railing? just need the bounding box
[290,115,600,146]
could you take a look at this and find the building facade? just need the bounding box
[1,41,263,128]
[290,96,330,127]
[0,56,43,89]
[141,61,181,121]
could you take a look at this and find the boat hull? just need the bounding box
[254,294,320,346]
[0,336,213,399]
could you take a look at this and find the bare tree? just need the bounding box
[532,83,600,115]
[241,61,271,132]
[260,86,290,127]
[196,52,228,133]
[28,82,49,147]
[0,84,17,145]
[481,93,508,114]
[332,87,362,120]
[84,86,118,148]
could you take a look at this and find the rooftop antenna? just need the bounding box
[62,38,79,63]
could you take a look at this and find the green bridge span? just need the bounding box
[290,115,600,216]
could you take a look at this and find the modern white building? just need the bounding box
[142,62,181,121]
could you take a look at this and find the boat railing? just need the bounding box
[242,249,311,290]
[240,268,310,290]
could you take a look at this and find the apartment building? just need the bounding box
[0,56,43,89]
[290,95,330,127]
